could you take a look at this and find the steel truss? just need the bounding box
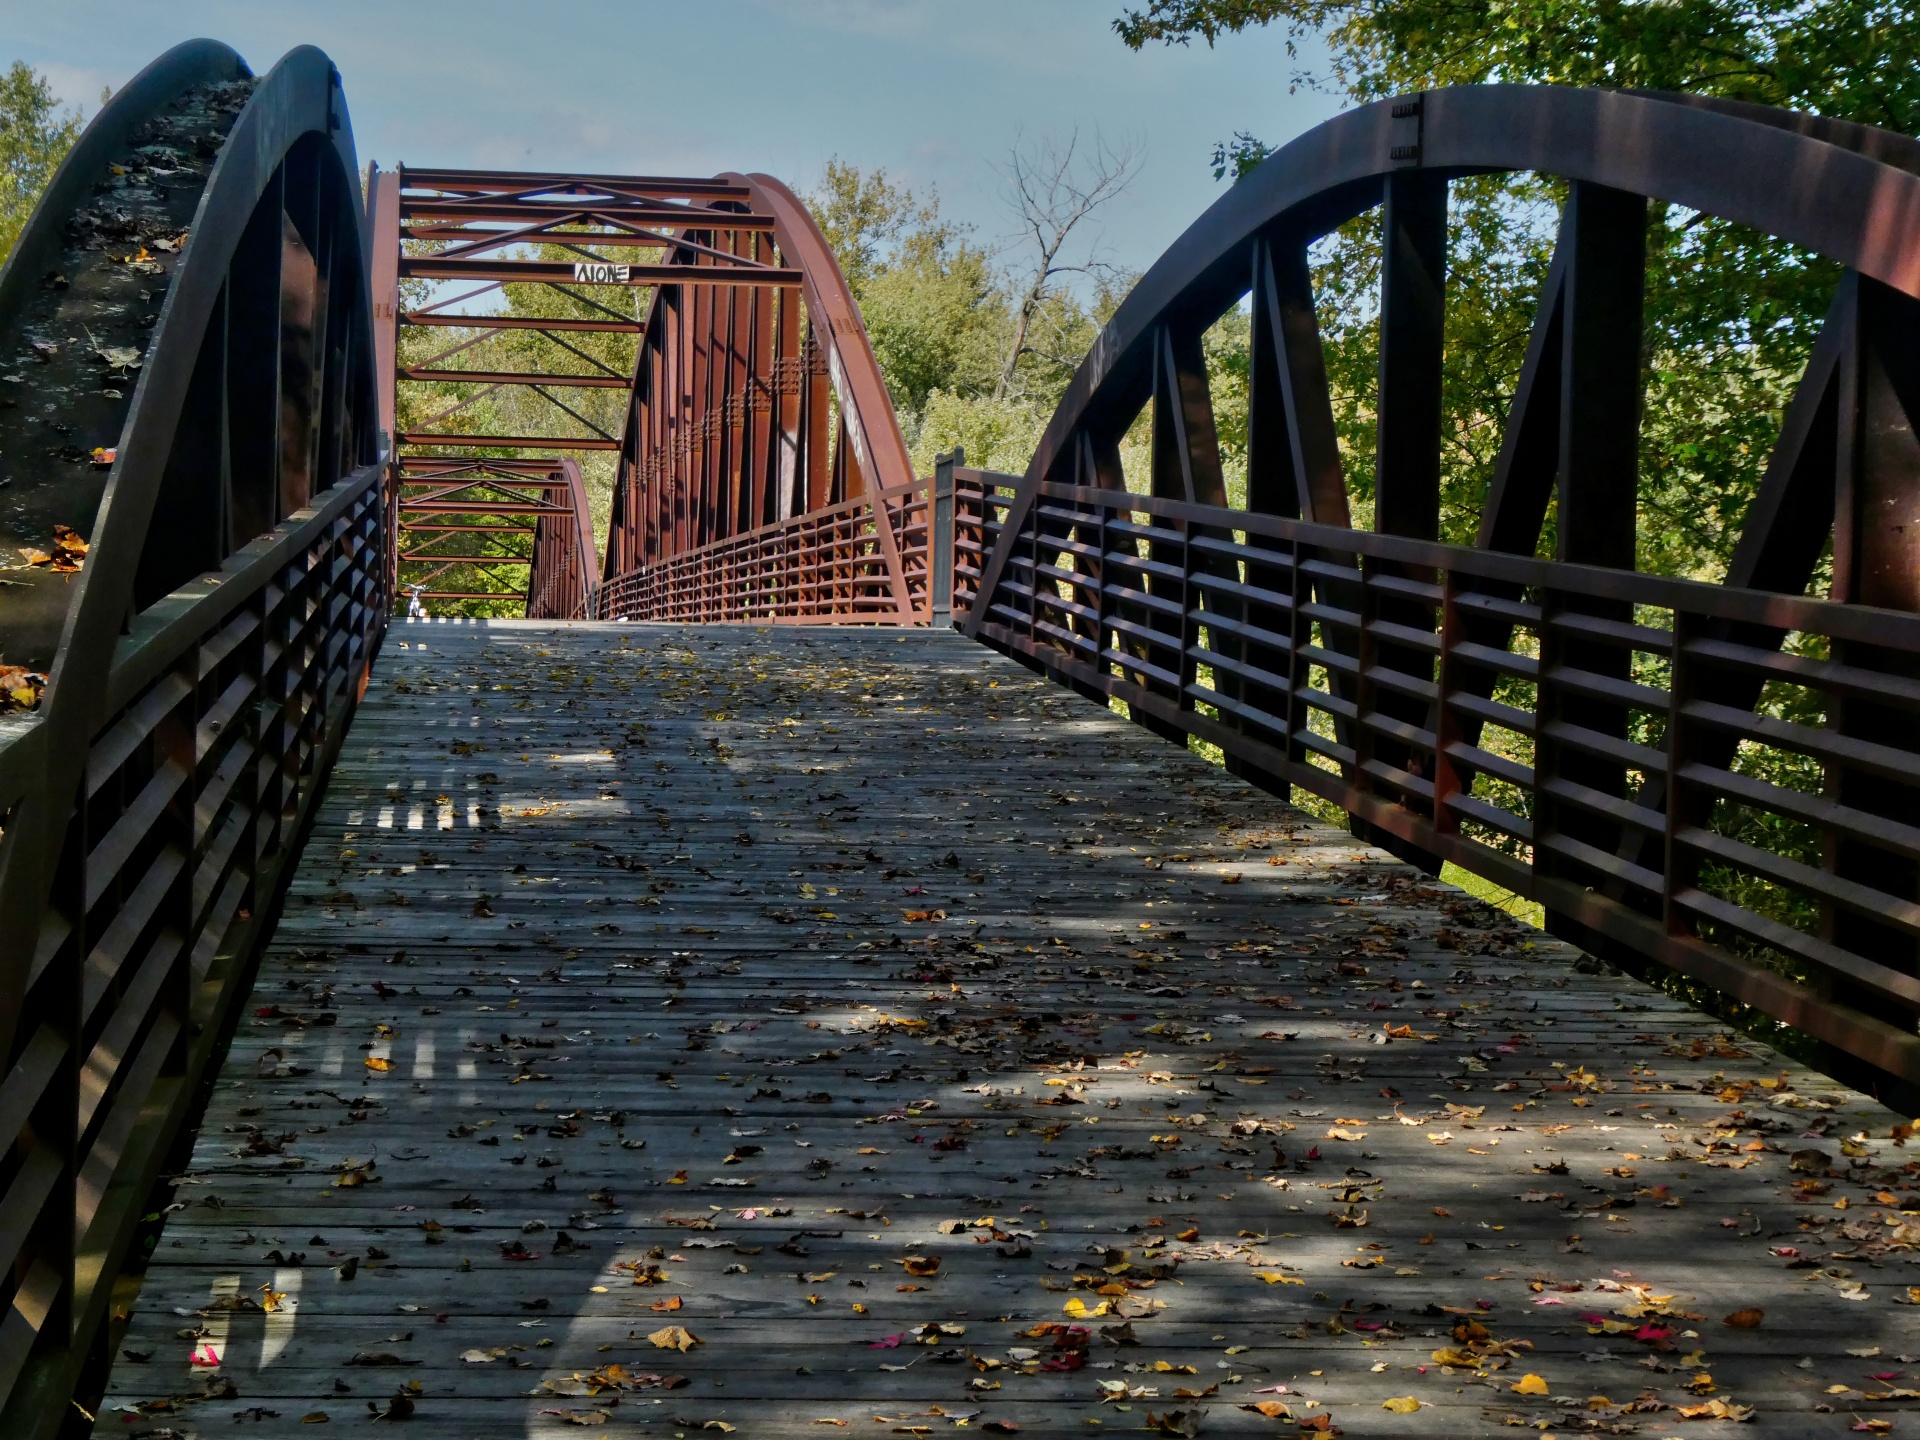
[969,85,1920,1100]
[0,42,384,1439]
[368,165,914,619]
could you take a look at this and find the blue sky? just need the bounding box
[0,0,1342,279]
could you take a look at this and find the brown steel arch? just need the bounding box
[369,165,916,620]
[966,85,1920,1096]
[596,171,919,621]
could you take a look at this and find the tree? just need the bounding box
[0,61,84,266]
[993,130,1140,400]
[1114,0,1920,132]
[803,155,1139,475]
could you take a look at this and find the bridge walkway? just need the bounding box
[94,622,1917,1437]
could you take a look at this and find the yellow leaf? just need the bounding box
[364,1055,392,1072]
[1512,1373,1550,1395]
[1063,1297,1110,1319]
[1255,1271,1303,1284]
[1382,1396,1423,1413]
[646,1324,700,1352]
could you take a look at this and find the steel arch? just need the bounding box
[0,42,382,1435]
[967,85,1920,1095]
[597,170,919,621]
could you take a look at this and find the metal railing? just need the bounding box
[591,457,993,624]
[0,462,385,1431]
[970,478,1920,1088]
[0,40,384,1435]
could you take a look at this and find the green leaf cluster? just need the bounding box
[0,60,83,267]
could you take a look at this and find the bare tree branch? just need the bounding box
[994,128,1141,401]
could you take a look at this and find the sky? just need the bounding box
[0,0,1344,281]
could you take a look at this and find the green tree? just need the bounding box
[1115,0,1920,129]
[0,61,84,266]
[805,157,1138,474]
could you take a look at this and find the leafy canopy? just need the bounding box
[1115,0,1920,132]
[0,61,83,266]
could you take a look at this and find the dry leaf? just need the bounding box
[1512,1373,1550,1395]
[646,1325,700,1352]
[1722,1307,1764,1329]
[1382,1396,1423,1413]
[365,1056,393,1072]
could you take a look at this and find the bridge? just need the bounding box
[3,37,1920,1439]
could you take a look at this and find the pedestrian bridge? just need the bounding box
[6,37,1920,1440]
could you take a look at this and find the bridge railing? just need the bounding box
[0,461,385,1425]
[591,462,999,625]
[970,477,1920,1087]
[0,42,384,1435]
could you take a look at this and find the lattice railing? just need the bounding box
[0,462,385,1423]
[592,466,997,625]
[971,479,1920,1086]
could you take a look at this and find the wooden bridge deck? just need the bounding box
[97,622,1920,1437]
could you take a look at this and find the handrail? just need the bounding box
[0,44,382,1437]
[972,478,1920,1086]
[591,467,993,624]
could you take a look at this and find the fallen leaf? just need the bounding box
[1512,1373,1550,1395]
[1381,1396,1423,1413]
[647,1325,700,1352]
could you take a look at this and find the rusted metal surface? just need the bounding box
[0,42,384,1438]
[389,456,597,619]
[598,171,919,610]
[968,84,1920,1099]
[593,464,988,624]
[373,165,914,618]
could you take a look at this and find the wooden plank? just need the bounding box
[95,622,1920,1438]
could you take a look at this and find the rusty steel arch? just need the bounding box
[596,170,921,622]
[967,85,1920,1095]
[0,41,383,1435]
[370,165,918,621]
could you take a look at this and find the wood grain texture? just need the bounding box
[96,620,1920,1437]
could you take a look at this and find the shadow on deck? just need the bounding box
[97,622,1917,1437]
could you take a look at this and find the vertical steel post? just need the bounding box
[932,448,959,626]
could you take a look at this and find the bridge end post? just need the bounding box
[932,448,961,627]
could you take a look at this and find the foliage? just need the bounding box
[0,61,83,267]
[1115,0,1920,131]
[805,157,1132,476]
